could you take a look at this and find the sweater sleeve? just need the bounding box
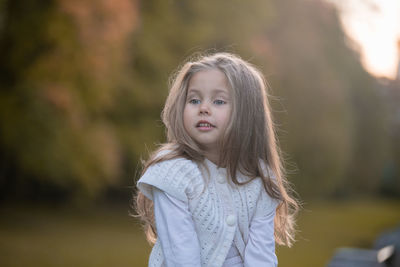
[136,157,203,202]
[244,204,278,267]
[253,186,279,219]
[253,161,280,219]
[245,166,279,266]
[153,187,202,267]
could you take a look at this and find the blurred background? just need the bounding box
[0,0,399,266]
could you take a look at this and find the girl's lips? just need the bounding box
[197,126,213,131]
[196,120,215,131]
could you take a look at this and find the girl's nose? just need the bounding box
[199,102,210,115]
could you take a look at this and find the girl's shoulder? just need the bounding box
[237,159,276,184]
[255,160,280,217]
[149,149,200,173]
[259,159,277,180]
[137,149,203,202]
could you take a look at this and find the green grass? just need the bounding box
[0,204,151,267]
[277,199,400,267]
[0,199,399,267]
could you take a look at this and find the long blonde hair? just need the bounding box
[135,52,299,247]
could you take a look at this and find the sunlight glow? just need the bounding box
[329,0,400,79]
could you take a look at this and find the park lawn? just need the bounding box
[277,199,400,266]
[0,204,150,267]
[0,198,399,267]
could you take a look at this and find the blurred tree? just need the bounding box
[0,0,139,201]
[378,79,400,196]
[252,0,355,196]
[249,0,388,197]
[256,0,389,197]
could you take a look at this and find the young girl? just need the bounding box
[135,52,298,267]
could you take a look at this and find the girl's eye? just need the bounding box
[189,99,200,104]
[214,99,226,105]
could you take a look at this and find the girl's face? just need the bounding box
[183,69,232,158]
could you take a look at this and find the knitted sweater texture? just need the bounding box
[137,156,278,267]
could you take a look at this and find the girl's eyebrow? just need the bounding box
[213,89,229,96]
[187,88,229,96]
[186,89,199,95]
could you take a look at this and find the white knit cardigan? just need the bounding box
[137,156,278,267]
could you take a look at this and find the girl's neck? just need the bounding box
[201,145,219,165]
[201,145,227,167]
[204,152,227,168]
[205,154,219,166]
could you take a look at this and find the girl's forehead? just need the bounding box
[187,69,231,94]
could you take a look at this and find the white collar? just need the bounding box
[204,158,226,171]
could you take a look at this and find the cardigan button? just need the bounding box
[226,215,236,226]
[217,175,225,184]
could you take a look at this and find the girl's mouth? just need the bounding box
[196,121,215,130]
